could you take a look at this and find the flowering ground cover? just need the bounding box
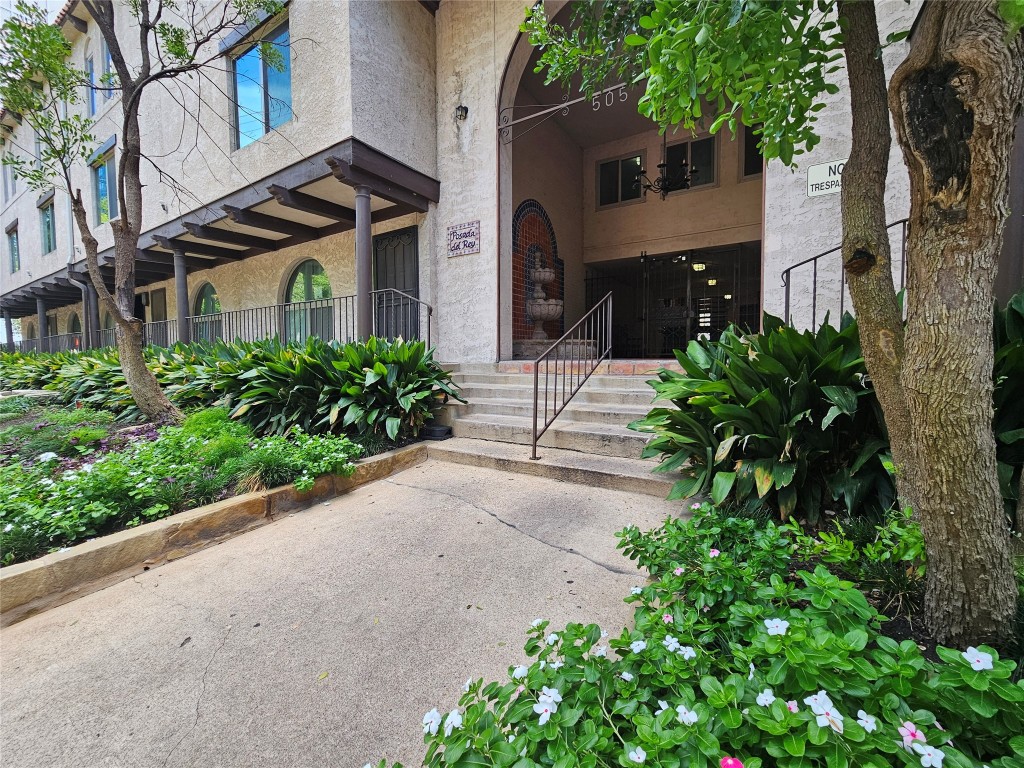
[0,405,361,565]
[384,505,1024,768]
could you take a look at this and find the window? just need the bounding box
[597,154,643,207]
[101,39,113,100]
[233,21,292,149]
[192,282,223,343]
[85,55,96,115]
[7,227,19,273]
[285,259,333,341]
[665,136,717,191]
[742,124,764,177]
[92,147,118,224]
[39,201,56,254]
[2,159,16,202]
[34,134,42,169]
[68,313,82,334]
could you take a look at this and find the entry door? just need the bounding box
[373,226,419,339]
[147,288,169,346]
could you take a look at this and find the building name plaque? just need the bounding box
[447,220,481,257]
[806,159,847,197]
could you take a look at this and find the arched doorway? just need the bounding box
[497,4,764,359]
[284,259,333,341]
[192,282,223,343]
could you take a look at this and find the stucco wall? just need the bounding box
[762,0,922,328]
[349,0,437,179]
[582,127,762,263]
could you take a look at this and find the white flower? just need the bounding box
[628,746,646,764]
[631,586,643,595]
[463,678,472,692]
[764,618,790,636]
[546,633,559,645]
[2,524,12,533]
[512,665,528,680]
[756,688,776,707]
[531,618,544,627]
[37,452,58,462]
[600,630,609,639]
[814,706,844,734]
[663,635,681,653]
[655,700,670,715]
[620,671,634,682]
[690,503,701,510]
[962,646,994,671]
[549,660,564,670]
[443,709,463,736]
[676,704,698,726]
[857,710,877,733]
[803,690,834,714]
[630,639,647,653]
[592,645,607,658]
[422,708,442,735]
[678,646,696,660]
[748,662,756,680]
[533,699,556,725]
[913,743,945,768]
[786,700,799,713]
[540,686,562,704]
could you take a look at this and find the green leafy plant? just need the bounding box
[630,313,894,524]
[994,292,1024,526]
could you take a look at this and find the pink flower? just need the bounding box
[899,721,925,747]
[709,548,721,558]
[720,758,744,768]
[673,567,684,576]
[786,700,799,713]
[662,613,673,624]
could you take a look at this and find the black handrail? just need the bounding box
[531,292,613,460]
[782,219,908,326]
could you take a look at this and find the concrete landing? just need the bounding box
[0,460,680,768]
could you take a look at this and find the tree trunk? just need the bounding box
[889,0,1023,646]
[837,0,915,508]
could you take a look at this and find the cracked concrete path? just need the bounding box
[0,459,679,768]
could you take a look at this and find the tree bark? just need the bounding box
[837,0,915,509]
[889,0,1023,645]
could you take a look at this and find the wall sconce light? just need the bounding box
[139,292,150,306]
[692,263,706,272]
[724,293,733,300]
[455,105,469,121]
[707,278,718,286]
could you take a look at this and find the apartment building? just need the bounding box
[1,0,1021,363]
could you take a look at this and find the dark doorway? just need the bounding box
[373,226,420,339]
[147,288,169,346]
[585,242,761,358]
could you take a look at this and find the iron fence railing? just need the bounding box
[531,291,613,460]
[781,219,908,328]
[11,292,434,355]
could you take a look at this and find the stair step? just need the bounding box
[445,397,651,427]
[450,372,661,389]
[452,413,651,459]
[426,437,675,497]
[448,383,664,408]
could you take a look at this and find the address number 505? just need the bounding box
[592,87,627,110]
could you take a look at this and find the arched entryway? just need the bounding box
[284,259,333,341]
[192,282,222,343]
[497,4,764,359]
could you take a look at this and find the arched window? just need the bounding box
[68,313,82,334]
[284,259,333,341]
[192,283,222,343]
[22,320,35,340]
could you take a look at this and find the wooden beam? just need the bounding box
[66,15,87,33]
[348,140,441,203]
[221,205,320,238]
[181,221,280,250]
[326,157,430,213]
[152,236,253,260]
[267,184,357,223]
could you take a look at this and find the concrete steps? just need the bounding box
[426,437,675,498]
[440,362,670,460]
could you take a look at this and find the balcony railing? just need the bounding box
[16,291,433,354]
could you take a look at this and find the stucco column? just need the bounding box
[173,249,191,345]
[86,282,100,349]
[355,184,373,340]
[3,310,14,352]
[36,296,47,353]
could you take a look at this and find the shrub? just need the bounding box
[630,314,894,523]
[995,292,1024,526]
[399,507,1024,768]
[0,407,361,565]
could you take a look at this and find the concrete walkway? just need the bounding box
[0,460,679,768]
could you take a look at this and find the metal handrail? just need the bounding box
[782,218,908,326]
[370,288,433,346]
[531,291,613,460]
